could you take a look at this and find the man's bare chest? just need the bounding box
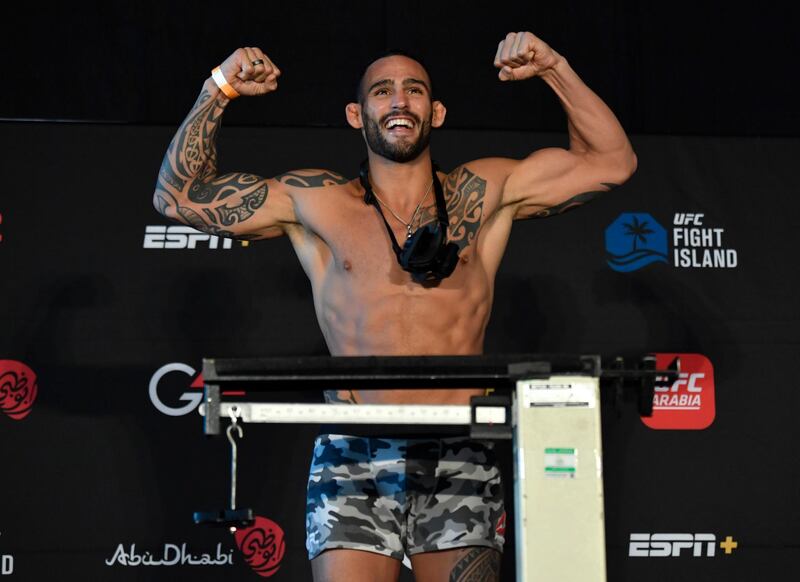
[295,166,494,265]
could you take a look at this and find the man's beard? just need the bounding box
[362,109,432,163]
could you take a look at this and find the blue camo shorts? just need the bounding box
[305,434,506,560]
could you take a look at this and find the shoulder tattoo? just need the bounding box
[418,166,487,253]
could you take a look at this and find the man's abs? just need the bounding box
[315,253,493,405]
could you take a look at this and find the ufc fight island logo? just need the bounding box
[672,213,738,268]
[629,533,739,557]
[605,212,739,272]
[143,225,250,249]
[642,353,715,430]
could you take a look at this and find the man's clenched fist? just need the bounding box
[494,32,561,81]
[218,47,281,96]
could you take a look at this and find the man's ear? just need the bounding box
[345,103,363,129]
[431,100,447,128]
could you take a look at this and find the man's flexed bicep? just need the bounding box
[500,147,629,220]
[155,162,296,240]
[491,31,637,220]
[153,46,296,239]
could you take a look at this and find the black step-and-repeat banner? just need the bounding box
[1,121,798,580]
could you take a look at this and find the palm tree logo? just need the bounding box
[606,212,668,272]
[623,215,654,251]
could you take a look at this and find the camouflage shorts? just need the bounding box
[305,434,505,561]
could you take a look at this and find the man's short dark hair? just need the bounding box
[356,49,434,104]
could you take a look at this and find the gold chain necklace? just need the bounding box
[371,179,434,238]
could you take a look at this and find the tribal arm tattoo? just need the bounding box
[449,548,501,582]
[153,90,350,239]
[530,182,618,218]
[154,87,269,238]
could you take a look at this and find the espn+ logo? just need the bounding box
[143,225,249,250]
[629,533,738,557]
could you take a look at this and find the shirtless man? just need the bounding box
[154,31,636,582]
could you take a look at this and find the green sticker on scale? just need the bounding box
[544,447,576,479]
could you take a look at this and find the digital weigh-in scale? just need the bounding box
[193,354,668,582]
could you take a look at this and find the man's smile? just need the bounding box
[383,115,418,134]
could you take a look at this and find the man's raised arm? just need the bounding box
[493,32,638,219]
[153,47,298,240]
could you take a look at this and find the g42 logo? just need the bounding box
[149,363,246,416]
[149,363,204,416]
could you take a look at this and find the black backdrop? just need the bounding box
[2,2,800,581]
[2,1,799,136]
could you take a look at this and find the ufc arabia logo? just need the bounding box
[653,371,704,409]
[642,353,715,430]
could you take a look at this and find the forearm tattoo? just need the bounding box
[449,548,501,582]
[323,390,359,404]
[532,182,618,218]
[154,89,269,238]
[418,167,487,253]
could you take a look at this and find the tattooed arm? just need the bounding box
[153,47,348,239]
[491,32,637,219]
[153,87,282,239]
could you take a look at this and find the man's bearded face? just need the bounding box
[361,106,433,163]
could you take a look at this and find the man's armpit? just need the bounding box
[518,182,618,220]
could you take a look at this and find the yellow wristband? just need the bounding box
[211,66,240,99]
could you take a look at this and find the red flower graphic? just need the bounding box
[234,516,286,577]
[0,360,38,420]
